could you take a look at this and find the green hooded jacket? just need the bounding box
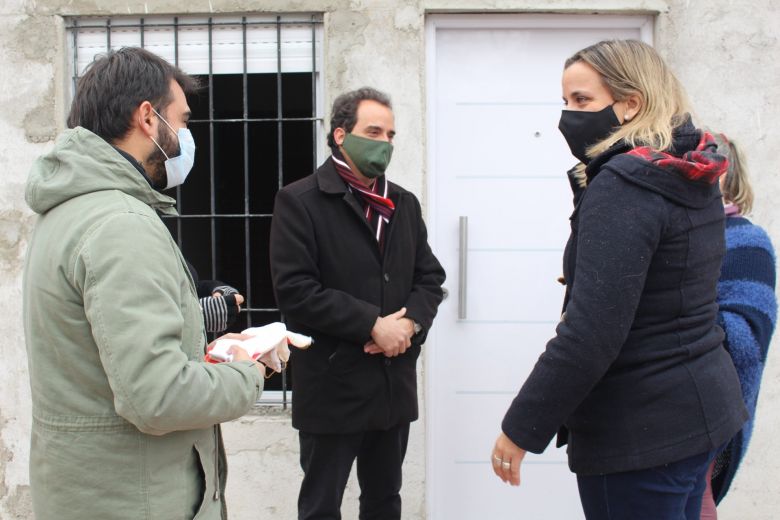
[23,127,262,520]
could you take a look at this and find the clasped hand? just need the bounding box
[364,307,415,357]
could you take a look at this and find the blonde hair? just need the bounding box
[566,40,690,164]
[715,134,754,215]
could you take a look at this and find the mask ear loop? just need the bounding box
[608,100,630,122]
[140,111,171,160]
[150,107,181,157]
[148,134,171,160]
[254,359,283,379]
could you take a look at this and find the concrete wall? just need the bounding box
[2,0,778,518]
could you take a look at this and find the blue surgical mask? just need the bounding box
[150,108,196,189]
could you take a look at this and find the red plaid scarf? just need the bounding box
[332,151,395,250]
[625,131,727,184]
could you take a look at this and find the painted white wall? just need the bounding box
[1,1,779,518]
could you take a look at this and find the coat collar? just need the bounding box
[316,157,348,194]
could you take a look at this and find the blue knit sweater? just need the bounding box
[712,216,777,503]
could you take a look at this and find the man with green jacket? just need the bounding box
[23,47,263,519]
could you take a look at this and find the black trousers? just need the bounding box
[298,423,410,520]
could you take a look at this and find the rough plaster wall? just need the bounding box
[0,4,64,518]
[324,1,428,197]
[657,2,780,518]
[5,0,780,519]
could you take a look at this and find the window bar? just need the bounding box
[241,17,253,329]
[189,116,318,124]
[70,19,320,30]
[311,16,317,172]
[140,18,145,47]
[276,16,284,191]
[276,16,289,408]
[208,18,217,280]
[106,18,111,51]
[160,213,272,218]
[71,20,78,95]
[174,17,183,249]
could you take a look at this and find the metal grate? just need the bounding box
[66,14,324,407]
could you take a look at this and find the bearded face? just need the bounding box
[145,120,180,189]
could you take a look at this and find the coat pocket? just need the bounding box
[322,342,382,404]
[326,342,362,373]
[191,442,212,519]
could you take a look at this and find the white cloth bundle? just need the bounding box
[208,322,312,373]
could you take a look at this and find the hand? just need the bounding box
[363,319,414,356]
[208,332,253,353]
[491,432,527,486]
[207,333,264,378]
[370,307,412,357]
[212,291,245,308]
[228,345,266,378]
[365,315,414,356]
[399,317,416,337]
[363,341,383,355]
[226,343,251,362]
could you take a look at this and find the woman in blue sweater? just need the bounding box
[700,137,777,518]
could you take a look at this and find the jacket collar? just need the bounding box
[25,127,178,216]
[112,145,158,189]
[585,119,723,209]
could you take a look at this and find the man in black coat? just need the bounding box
[270,87,445,520]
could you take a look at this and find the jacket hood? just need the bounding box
[25,127,177,215]
[590,120,726,209]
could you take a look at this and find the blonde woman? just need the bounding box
[491,40,747,519]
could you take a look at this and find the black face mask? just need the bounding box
[558,104,621,164]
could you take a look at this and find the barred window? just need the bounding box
[67,14,324,407]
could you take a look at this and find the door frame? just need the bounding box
[423,13,653,518]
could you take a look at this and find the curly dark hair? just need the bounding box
[327,87,392,151]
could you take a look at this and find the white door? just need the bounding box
[425,14,652,519]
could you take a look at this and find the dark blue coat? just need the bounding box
[502,123,748,475]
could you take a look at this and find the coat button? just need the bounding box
[383,273,390,283]
[384,358,391,366]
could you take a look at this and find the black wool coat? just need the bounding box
[270,158,446,434]
[502,123,748,476]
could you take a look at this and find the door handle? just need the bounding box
[459,216,468,320]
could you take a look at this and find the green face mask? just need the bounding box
[341,133,394,178]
